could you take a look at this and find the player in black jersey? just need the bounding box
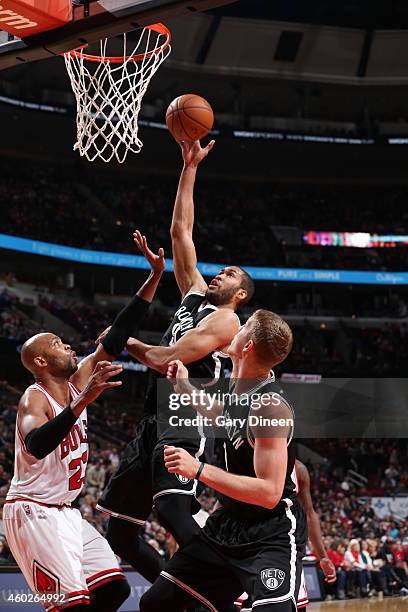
[140,309,307,612]
[97,140,255,581]
[237,460,336,611]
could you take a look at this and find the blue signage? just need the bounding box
[1,233,407,285]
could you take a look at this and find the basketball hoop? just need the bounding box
[63,24,171,163]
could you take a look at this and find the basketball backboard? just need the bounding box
[0,0,238,70]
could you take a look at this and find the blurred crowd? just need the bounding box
[2,160,408,270]
[324,536,408,599]
[312,452,408,598]
[2,288,408,378]
[0,291,41,343]
[308,439,408,497]
[285,322,408,376]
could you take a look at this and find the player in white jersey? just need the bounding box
[4,232,165,612]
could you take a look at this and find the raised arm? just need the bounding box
[297,460,336,583]
[71,231,165,390]
[170,140,214,298]
[126,308,239,373]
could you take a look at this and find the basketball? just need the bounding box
[166,94,214,142]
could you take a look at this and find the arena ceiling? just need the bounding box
[213,0,408,29]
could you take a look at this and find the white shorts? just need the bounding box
[4,500,125,611]
[235,570,309,610]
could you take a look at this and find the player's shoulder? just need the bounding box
[206,307,240,325]
[181,288,207,304]
[18,386,49,415]
[254,389,293,420]
[196,308,240,339]
[250,391,294,440]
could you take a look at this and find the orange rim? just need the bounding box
[64,23,171,63]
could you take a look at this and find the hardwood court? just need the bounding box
[309,598,407,611]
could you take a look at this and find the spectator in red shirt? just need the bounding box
[327,541,349,599]
[392,541,408,588]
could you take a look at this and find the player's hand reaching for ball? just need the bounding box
[180,139,215,168]
[166,359,190,394]
[133,230,165,275]
[72,361,122,412]
[319,557,337,583]
[164,445,200,480]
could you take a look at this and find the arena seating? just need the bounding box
[1,158,408,270]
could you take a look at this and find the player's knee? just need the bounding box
[91,577,131,611]
[111,578,131,607]
[106,517,140,558]
[155,494,200,546]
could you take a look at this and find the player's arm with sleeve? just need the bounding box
[71,231,165,390]
[296,460,336,583]
[165,398,291,510]
[126,308,239,373]
[20,362,123,460]
[170,140,214,298]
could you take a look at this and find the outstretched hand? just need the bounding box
[133,230,165,274]
[180,139,215,168]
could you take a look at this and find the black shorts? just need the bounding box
[97,415,207,523]
[160,499,307,610]
[152,440,207,515]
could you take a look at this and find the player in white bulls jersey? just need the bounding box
[4,233,165,612]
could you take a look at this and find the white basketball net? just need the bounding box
[64,25,171,163]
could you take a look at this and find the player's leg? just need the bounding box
[234,500,307,612]
[4,502,91,608]
[97,415,163,579]
[88,581,131,612]
[105,517,164,583]
[82,517,130,611]
[140,534,242,612]
[140,575,197,611]
[152,442,203,546]
[154,492,201,546]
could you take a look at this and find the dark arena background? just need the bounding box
[0,1,407,611]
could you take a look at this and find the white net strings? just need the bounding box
[64,29,171,163]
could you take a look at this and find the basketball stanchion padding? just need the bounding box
[63,24,171,163]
